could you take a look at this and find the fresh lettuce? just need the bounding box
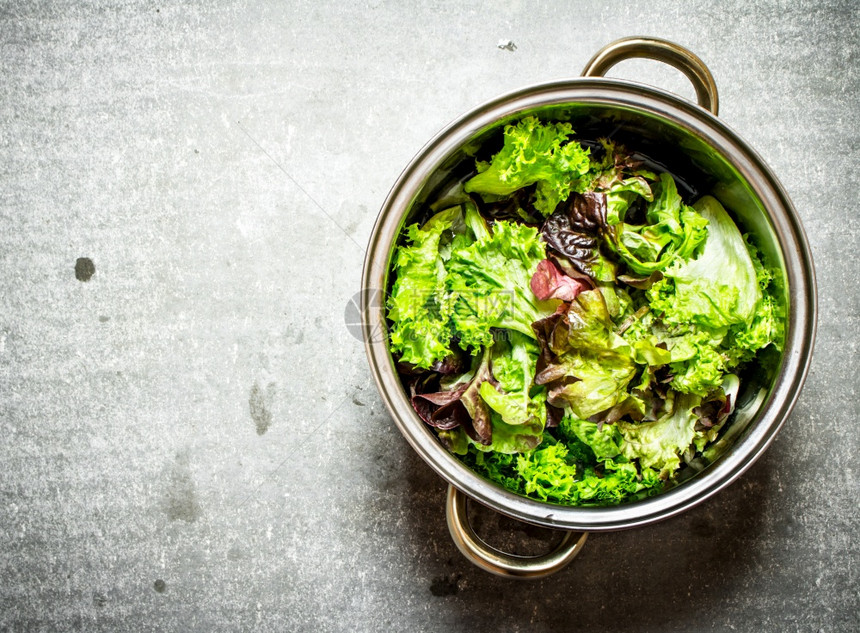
[617,392,702,477]
[559,415,623,461]
[479,332,546,427]
[474,410,545,454]
[532,290,637,419]
[464,117,592,216]
[649,195,760,329]
[516,444,662,504]
[466,440,662,505]
[388,207,548,366]
[647,196,783,394]
[447,220,559,349]
[726,236,785,364]
[387,117,785,507]
[387,219,453,368]
[607,173,710,275]
[413,332,549,455]
[516,442,580,502]
[605,177,654,225]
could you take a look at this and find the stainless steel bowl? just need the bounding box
[361,37,816,577]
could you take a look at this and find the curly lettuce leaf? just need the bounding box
[728,291,783,364]
[447,220,559,350]
[466,450,522,491]
[464,117,592,216]
[387,203,492,368]
[516,443,579,501]
[617,392,703,477]
[625,309,731,397]
[649,195,760,329]
[468,442,662,505]
[608,173,709,275]
[659,330,726,395]
[387,220,453,368]
[725,235,786,364]
[645,196,784,394]
[571,458,663,504]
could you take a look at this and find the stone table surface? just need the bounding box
[1,1,857,631]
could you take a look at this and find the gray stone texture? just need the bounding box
[0,0,857,631]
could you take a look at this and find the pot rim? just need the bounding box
[361,77,817,531]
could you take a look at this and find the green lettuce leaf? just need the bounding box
[663,330,727,395]
[608,173,709,275]
[559,415,623,461]
[388,203,492,368]
[617,392,702,477]
[645,196,784,394]
[571,458,663,504]
[447,220,559,350]
[465,332,547,454]
[533,290,637,419]
[516,443,579,502]
[464,117,592,216]
[437,427,469,455]
[472,442,663,505]
[725,235,786,364]
[387,219,453,368]
[649,195,760,329]
[471,410,545,454]
[605,177,655,225]
[479,331,547,427]
[467,450,523,492]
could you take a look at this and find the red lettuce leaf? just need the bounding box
[541,192,615,282]
[410,382,470,431]
[474,188,543,225]
[530,259,589,302]
[408,347,495,445]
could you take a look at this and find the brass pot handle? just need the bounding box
[581,36,719,115]
[445,485,588,578]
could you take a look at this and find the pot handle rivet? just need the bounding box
[445,484,588,579]
[581,36,719,116]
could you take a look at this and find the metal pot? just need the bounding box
[360,37,816,578]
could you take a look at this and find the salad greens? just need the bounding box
[387,116,784,506]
